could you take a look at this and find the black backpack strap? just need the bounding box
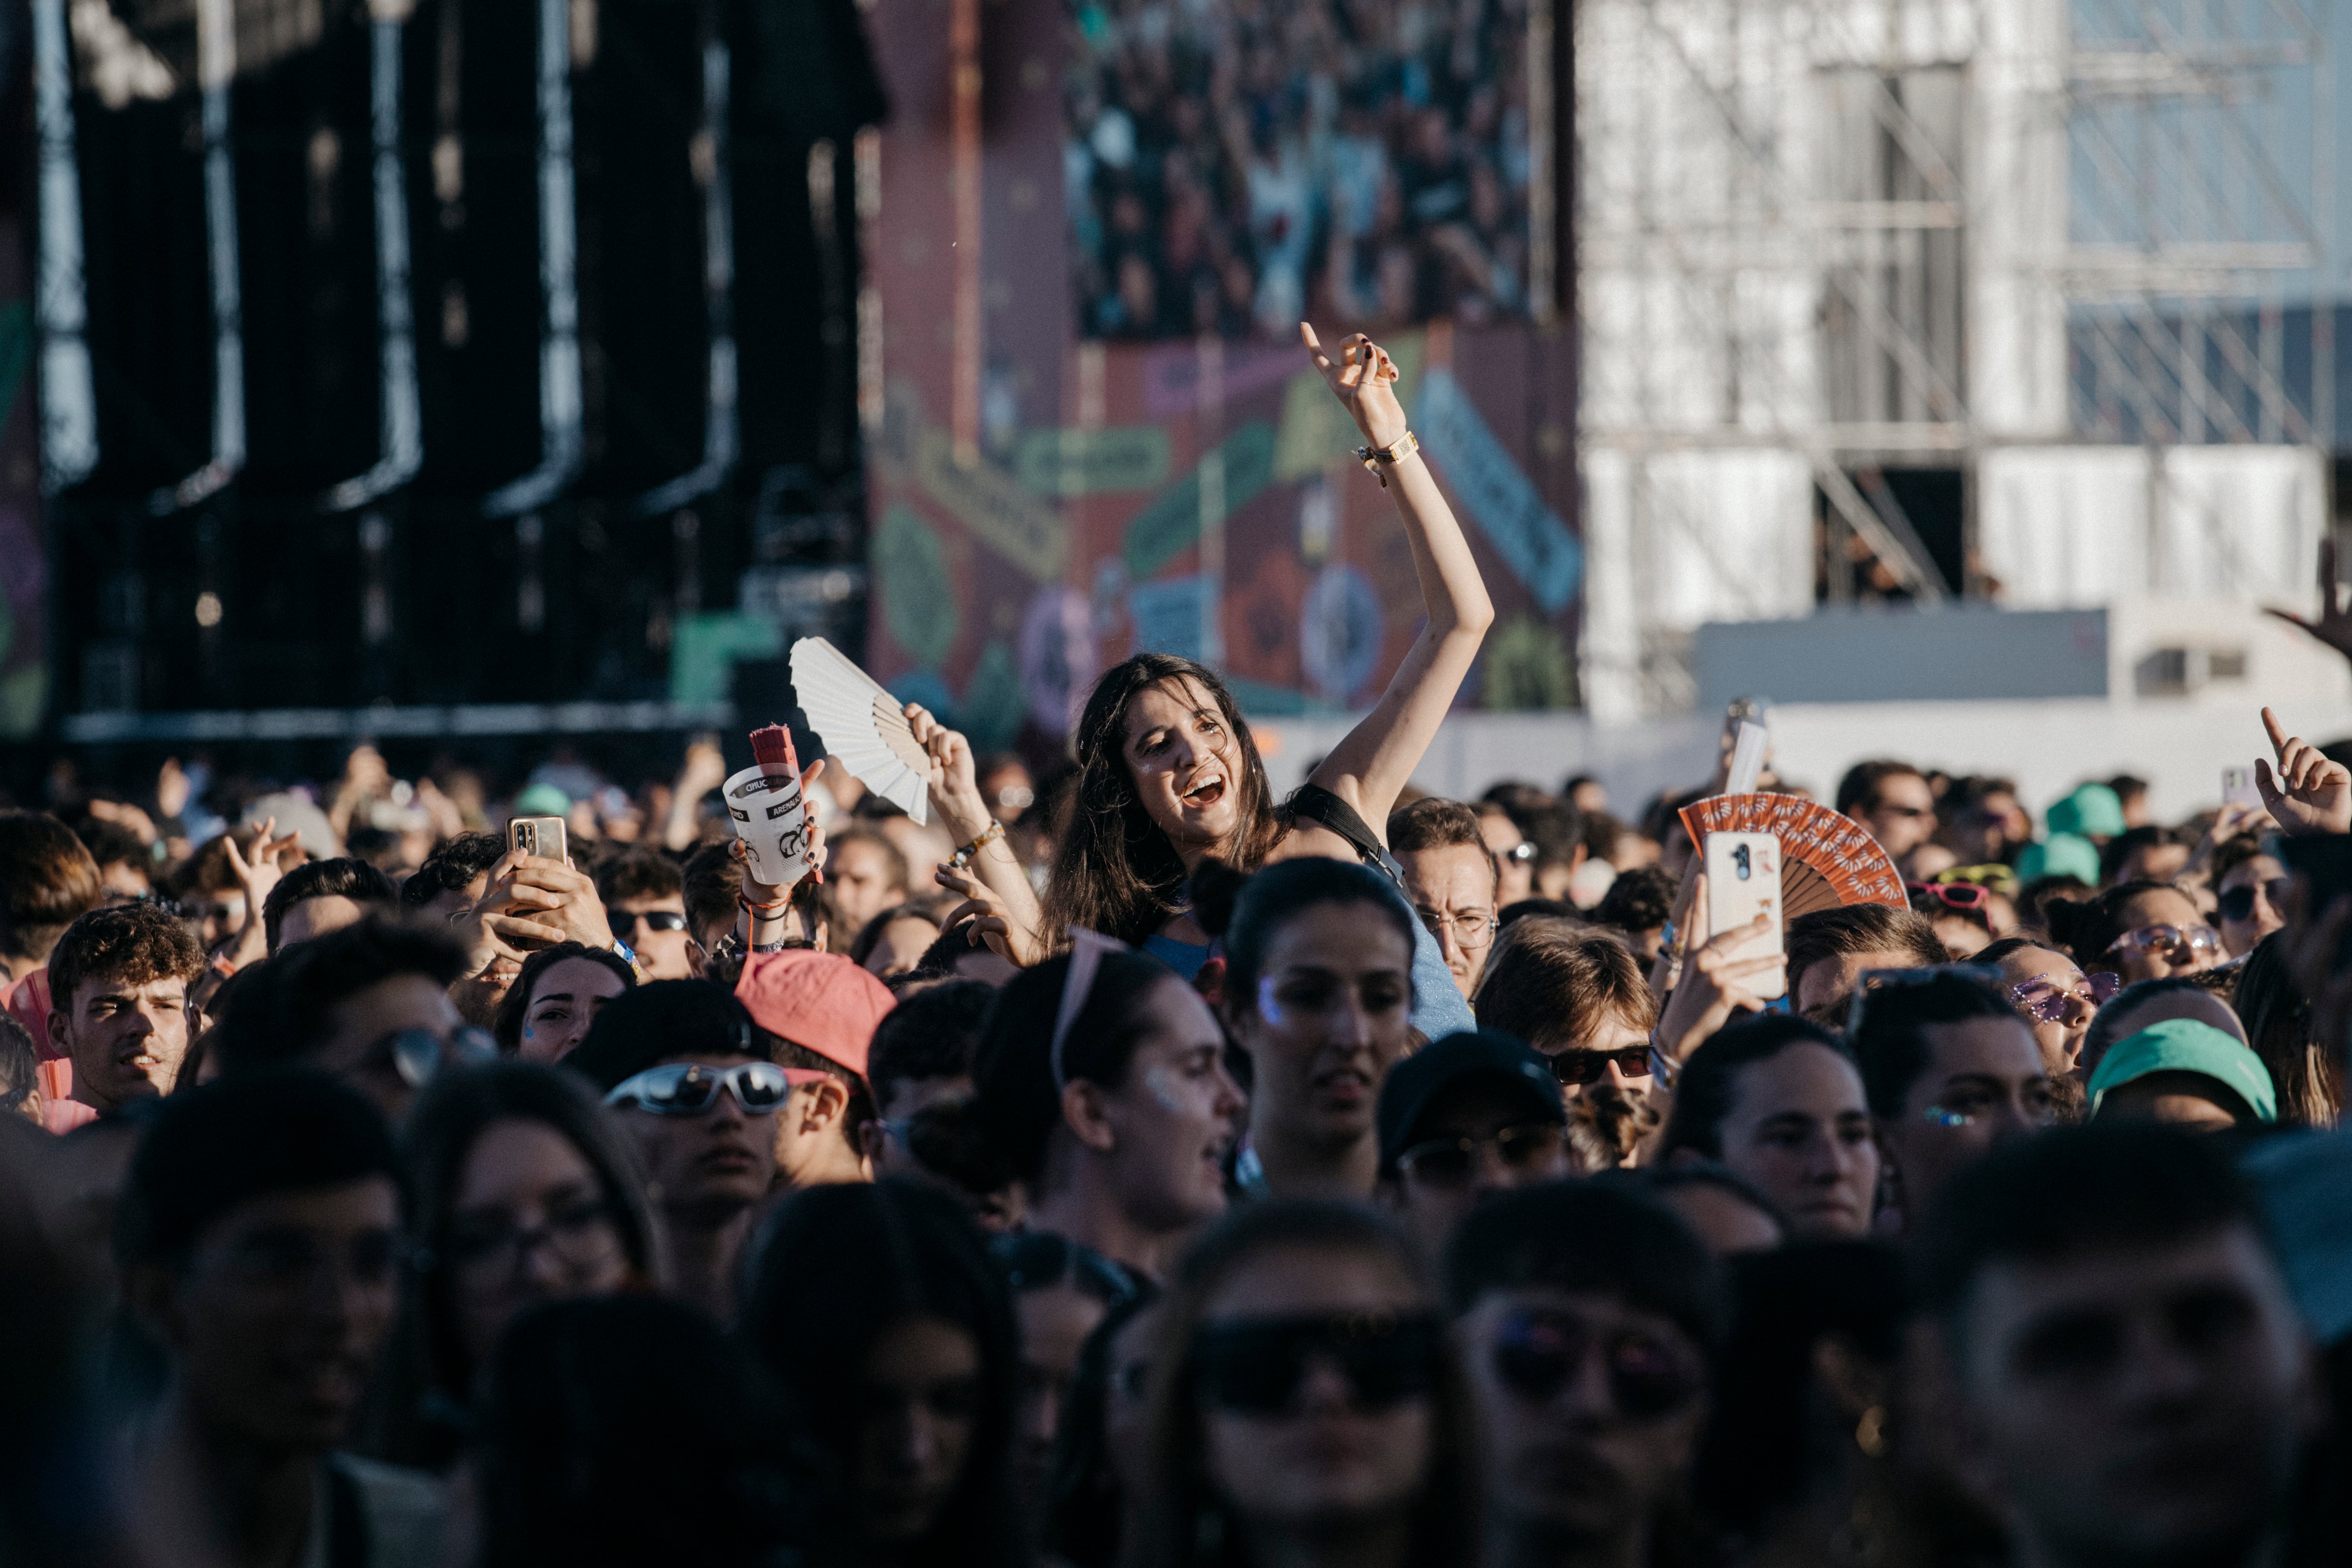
[1285,784,1406,891]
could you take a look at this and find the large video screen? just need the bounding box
[1065,0,1537,339]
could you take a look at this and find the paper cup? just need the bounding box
[723,763,810,889]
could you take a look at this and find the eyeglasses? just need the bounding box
[1907,880,1988,912]
[1396,1123,1571,1188]
[1192,1311,1443,1415]
[2217,877,2292,925]
[604,1060,793,1116]
[442,1197,620,1281]
[1543,1045,1654,1087]
[1415,906,1498,951]
[1490,1306,1705,1419]
[2105,923,2222,962]
[625,909,690,933]
[1875,802,1935,821]
[2007,971,2120,1023]
[1499,841,1537,864]
[374,1025,499,1089]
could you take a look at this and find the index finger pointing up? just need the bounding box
[2264,706,2292,758]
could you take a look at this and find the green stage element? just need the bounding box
[1122,421,1277,581]
[670,613,783,707]
[877,505,960,669]
[1015,425,1171,496]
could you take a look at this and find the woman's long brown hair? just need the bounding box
[1042,653,1280,948]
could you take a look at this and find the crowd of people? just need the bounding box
[5,330,2352,1568]
[1068,0,1536,338]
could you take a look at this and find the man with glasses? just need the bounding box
[1834,759,1939,862]
[1847,969,2054,1229]
[222,922,495,1124]
[1444,1181,1720,1568]
[594,852,696,980]
[1388,798,1502,997]
[566,980,787,1320]
[118,1071,445,1567]
[1376,1029,1574,1263]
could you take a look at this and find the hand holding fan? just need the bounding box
[1677,793,1907,918]
[788,638,937,825]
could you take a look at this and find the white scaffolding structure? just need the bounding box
[1574,0,2334,721]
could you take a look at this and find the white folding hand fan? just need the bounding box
[788,638,935,824]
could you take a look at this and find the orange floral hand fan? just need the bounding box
[1677,794,1907,919]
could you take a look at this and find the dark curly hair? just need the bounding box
[46,902,204,1013]
[1042,654,1279,948]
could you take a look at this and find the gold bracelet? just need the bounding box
[1353,430,1419,487]
[948,820,1007,869]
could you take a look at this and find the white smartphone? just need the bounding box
[509,815,571,866]
[1704,830,1787,999]
[2222,765,2261,811]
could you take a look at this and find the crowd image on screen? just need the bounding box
[1067,0,1536,338]
[17,322,2352,1568]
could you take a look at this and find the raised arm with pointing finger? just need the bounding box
[1293,322,1495,837]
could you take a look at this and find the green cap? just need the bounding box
[2016,832,2101,886]
[513,783,571,817]
[2047,783,2127,839]
[2087,1019,2277,1124]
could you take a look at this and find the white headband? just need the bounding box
[1050,928,1128,1091]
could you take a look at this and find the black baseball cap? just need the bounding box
[563,979,761,1093]
[1377,1029,1566,1174]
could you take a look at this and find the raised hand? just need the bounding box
[1653,913,1781,1063]
[1301,322,1408,449]
[222,818,302,912]
[469,850,616,952]
[933,864,1045,967]
[2266,539,2352,663]
[904,703,989,840]
[2256,706,2352,836]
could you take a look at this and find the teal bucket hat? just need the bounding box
[2087,1018,2278,1124]
[2016,832,2101,886]
[513,783,572,817]
[2047,783,2127,839]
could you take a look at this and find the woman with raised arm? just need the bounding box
[1037,324,1494,974]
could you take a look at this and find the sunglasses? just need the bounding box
[1192,1311,1443,1415]
[1907,880,1988,912]
[1543,1046,1653,1087]
[2217,877,2291,924]
[1491,1306,1705,1419]
[374,1026,499,1089]
[604,1060,794,1116]
[626,909,690,933]
[2007,971,2120,1023]
[2105,923,2222,961]
[1396,1123,1571,1188]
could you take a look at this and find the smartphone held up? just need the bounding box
[1705,830,1787,999]
[509,815,570,867]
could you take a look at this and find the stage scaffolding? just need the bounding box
[1574,0,2335,720]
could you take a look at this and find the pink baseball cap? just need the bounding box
[733,949,895,1079]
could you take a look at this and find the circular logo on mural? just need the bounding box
[1301,564,1383,704]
